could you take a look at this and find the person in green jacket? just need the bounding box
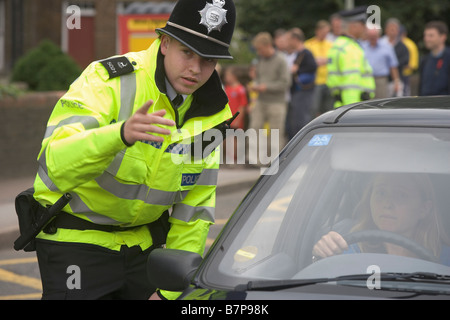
[33,0,236,300]
[326,6,375,108]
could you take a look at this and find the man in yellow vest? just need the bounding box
[305,20,334,115]
[30,0,236,300]
[326,6,375,108]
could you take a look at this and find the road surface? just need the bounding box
[0,186,251,300]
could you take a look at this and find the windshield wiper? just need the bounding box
[236,272,450,292]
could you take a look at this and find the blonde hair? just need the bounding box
[252,32,273,47]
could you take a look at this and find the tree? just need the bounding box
[11,40,81,91]
[235,0,450,55]
[236,0,341,40]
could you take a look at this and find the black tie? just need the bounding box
[172,95,183,108]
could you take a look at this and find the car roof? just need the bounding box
[315,96,450,127]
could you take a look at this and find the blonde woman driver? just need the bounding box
[312,173,450,265]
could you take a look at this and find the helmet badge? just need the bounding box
[199,0,228,34]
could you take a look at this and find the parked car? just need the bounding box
[148,96,450,300]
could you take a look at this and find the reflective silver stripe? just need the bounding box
[148,188,177,205]
[38,68,140,225]
[328,69,360,76]
[95,172,186,206]
[69,192,122,225]
[332,46,346,53]
[171,203,215,223]
[196,168,218,186]
[38,70,136,186]
[44,116,100,139]
[105,150,125,177]
[329,85,372,91]
[147,189,190,204]
[68,191,91,213]
[95,173,148,201]
[44,69,135,139]
[38,116,100,191]
[95,168,215,206]
[101,72,137,176]
[37,151,59,192]
[118,72,137,121]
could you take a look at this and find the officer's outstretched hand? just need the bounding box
[123,100,176,145]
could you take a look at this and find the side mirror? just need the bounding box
[147,248,202,291]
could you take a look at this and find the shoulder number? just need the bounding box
[99,56,134,79]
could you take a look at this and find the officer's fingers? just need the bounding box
[132,107,175,127]
[134,123,172,136]
[123,121,169,145]
[130,131,165,143]
[142,133,166,143]
[147,113,176,127]
[130,108,175,128]
[135,100,154,115]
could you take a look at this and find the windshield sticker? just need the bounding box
[308,134,332,146]
[234,246,258,262]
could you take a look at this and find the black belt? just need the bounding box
[44,211,170,248]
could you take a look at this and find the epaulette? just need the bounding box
[99,56,135,79]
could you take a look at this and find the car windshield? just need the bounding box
[205,126,450,290]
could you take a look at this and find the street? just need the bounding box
[0,185,251,300]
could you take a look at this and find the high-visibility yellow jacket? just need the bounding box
[33,38,231,276]
[326,35,375,108]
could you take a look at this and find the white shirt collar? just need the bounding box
[165,78,187,107]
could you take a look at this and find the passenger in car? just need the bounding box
[312,173,450,265]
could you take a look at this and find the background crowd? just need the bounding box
[218,9,450,162]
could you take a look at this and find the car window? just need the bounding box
[207,127,450,289]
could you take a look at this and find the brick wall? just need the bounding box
[0,91,64,179]
[95,0,118,61]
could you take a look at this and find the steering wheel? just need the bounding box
[342,229,438,263]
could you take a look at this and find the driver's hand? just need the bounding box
[312,231,349,259]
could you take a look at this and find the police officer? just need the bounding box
[32,0,236,300]
[326,6,375,108]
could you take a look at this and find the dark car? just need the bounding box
[148,96,450,300]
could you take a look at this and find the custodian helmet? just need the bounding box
[157,0,236,59]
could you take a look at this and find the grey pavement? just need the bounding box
[0,165,261,250]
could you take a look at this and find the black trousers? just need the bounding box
[35,240,156,300]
